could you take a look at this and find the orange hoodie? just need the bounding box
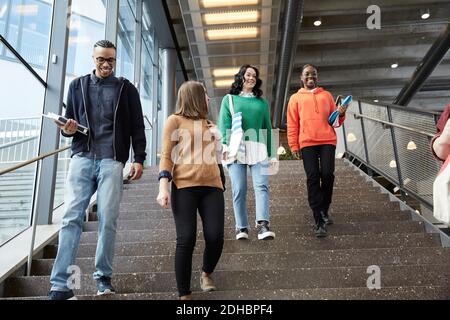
[287,87,344,152]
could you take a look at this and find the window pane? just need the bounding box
[141,36,153,165]
[0,0,54,246]
[3,0,52,70]
[0,0,8,35]
[116,0,135,81]
[54,0,106,210]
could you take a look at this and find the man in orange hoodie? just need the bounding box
[287,64,347,238]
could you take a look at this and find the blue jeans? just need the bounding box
[50,155,124,292]
[227,161,270,230]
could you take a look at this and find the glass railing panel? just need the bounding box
[0,163,37,246]
[53,137,71,210]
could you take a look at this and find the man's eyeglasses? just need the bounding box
[95,57,116,64]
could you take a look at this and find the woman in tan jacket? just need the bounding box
[156,81,225,300]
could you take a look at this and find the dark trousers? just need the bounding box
[301,144,336,214]
[171,184,225,297]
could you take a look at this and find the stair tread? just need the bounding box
[5,265,450,297]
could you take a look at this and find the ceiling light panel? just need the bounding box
[204,10,259,25]
[206,27,258,40]
[214,79,234,87]
[201,0,259,9]
[212,67,240,77]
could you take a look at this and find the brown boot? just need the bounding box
[200,272,216,292]
[179,294,192,300]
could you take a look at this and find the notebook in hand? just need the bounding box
[328,95,352,127]
[42,112,88,135]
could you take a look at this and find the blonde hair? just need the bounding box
[175,81,208,120]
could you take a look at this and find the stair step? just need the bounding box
[83,211,413,233]
[118,201,401,214]
[79,221,425,243]
[5,264,450,297]
[44,233,442,259]
[7,286,450,300]
[110,209,410,223]
[31,247,450,276]
[122,192,390,203]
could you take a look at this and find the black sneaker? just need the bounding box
[314,225,327,238]
[321,210,334,225]
[236,228,249,240]
[96,276,115,296]
[47,290,77,300]
[257,221,275,240]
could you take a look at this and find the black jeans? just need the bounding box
[301,144,336,214]
[171,184,225,297]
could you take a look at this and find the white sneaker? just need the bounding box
[257,221,275,240]
[235,228,249,240]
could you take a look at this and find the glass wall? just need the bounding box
[140,6,154,163]
[0,0,54,245]
[0,0,169,247]
[116,0,135,81]
[0,0,7,35]
[53,0,106,210]
[1,0,52,69]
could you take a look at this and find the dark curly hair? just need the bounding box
[229,65,263,99]
[94,40,116,50]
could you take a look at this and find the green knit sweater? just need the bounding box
[218,94,274,158]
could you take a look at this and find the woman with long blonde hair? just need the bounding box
[157,81,225,300]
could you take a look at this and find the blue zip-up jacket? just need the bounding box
[62,74,147,165]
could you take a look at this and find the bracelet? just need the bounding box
[158,170,172,182]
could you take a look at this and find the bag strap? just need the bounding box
[228,94,235,115]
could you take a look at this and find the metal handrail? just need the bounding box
[0,35,47,88]
[349,111,436,138]
[0,145,70,177]
[0,135,39,151]
[358,98,443,116]
[144,114,153,129]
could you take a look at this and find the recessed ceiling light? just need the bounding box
[206,27,258,40]
[391,63,399,69]
[201,0,259,8]
[212,67,240,77]
[421,9,430,20]
[204,10,259,25]
[313,18,322,27]
[214,79,234,88]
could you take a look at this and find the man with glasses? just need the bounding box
[48,40,146,300]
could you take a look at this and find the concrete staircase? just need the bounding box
[3,160,450,299]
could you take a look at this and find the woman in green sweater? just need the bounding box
[218,65,277,240]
